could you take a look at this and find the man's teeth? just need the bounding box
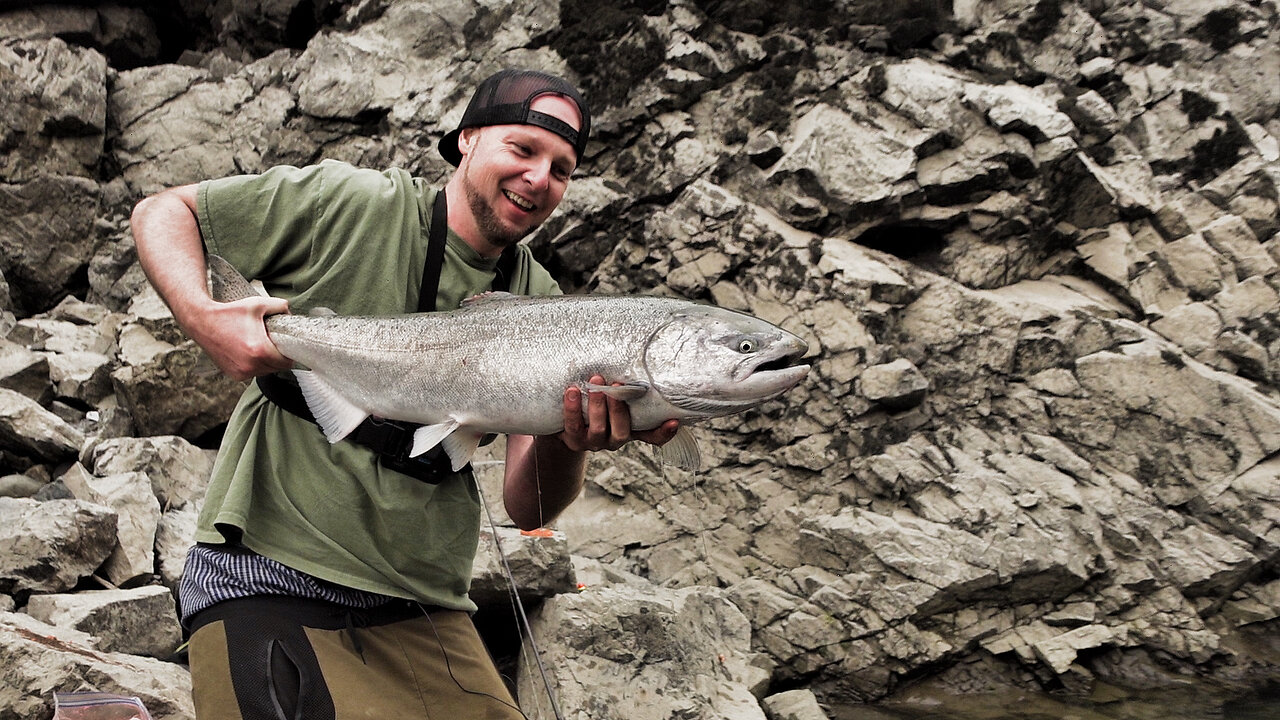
[504,190,534,211]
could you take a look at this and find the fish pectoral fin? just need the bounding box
[655,426,701,471]
[409,420,459,458]
[583,381,650,402]
[293,370,368,443]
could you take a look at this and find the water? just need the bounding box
[829,685,1280,720]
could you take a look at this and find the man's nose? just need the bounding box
[522,158,551,191]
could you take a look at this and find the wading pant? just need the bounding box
[186,596,524,720]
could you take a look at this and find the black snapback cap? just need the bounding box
[438,69,591,167]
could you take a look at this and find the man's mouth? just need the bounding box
[503,189,535,212]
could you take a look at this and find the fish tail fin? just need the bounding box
[294,369,368,443]
[207,254,261,303]
[656,426,701,470]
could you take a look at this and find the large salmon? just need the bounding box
[208,254,810,470]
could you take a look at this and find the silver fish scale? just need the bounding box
[265,295,694,435]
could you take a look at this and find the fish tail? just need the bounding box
[207,254,260,303]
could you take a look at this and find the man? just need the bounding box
[131,68,677,719]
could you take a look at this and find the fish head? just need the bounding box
[642,305,810,418]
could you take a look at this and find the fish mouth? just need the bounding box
[741,338,810,385]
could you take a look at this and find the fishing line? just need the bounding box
[474,455,567,720]
[415,602,529,718]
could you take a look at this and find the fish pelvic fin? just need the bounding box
[293,370,368,443]
[207,254,262,303]
[656,426,701,471]
[409,420,458,458]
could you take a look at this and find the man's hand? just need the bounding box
[132,183,293,382]
[557,374,680,452]
[189,295,293,382]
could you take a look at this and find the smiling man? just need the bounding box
[130,68,678,720]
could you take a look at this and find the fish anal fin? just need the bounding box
[293,370,368,443]
[442,430,486,472]
[656,426,700,471]
[583,381,649,402]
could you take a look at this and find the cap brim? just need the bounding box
[438,129,463,166]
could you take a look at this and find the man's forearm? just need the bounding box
[503,433,587,531]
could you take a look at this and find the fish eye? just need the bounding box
[736,338,758,353]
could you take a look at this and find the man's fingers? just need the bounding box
[635,419,680,447]
[562,386,585,436]
[584,378,610,446]
[605,393,631,450]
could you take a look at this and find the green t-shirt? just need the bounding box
[193,159,561,611]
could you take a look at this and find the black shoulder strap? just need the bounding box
[418,188,449,313]
[419,188,519,311]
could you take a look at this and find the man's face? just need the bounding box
[456,94,581,248]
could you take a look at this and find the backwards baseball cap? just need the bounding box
[438,68,591,167]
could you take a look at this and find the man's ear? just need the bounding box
[457,127,481,159]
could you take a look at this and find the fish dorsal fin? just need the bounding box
[308,306,338,317]
[656,426,701,470]
[583,381,650,401]
[461,291,519,307]
[293,370,368,443]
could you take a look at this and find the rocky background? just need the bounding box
[1,1,1278,719]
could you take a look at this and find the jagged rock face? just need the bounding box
[1,0,1279,718]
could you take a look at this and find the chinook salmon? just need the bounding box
[208,255,810,471]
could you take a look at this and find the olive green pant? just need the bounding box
[187,597,524,720]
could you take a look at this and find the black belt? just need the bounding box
[257,374,462,484]
[186,593,442,636]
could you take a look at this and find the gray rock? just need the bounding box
[85,435,214,512]
[0,473,44,498]
[0,387,84,463]
[0,340,51,404]
[25,585,180,658]
[470,526,576,607]
[0,38,107,183]
[110,341,246,440]
[859,359,928,410]
[0,497,116,596]
[519,585,768,720]
[763,689,831,720]
[0,611,192,719]
[0,174,101,316]
[60,463,160,587]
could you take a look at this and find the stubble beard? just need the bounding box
[460,161,531,249]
